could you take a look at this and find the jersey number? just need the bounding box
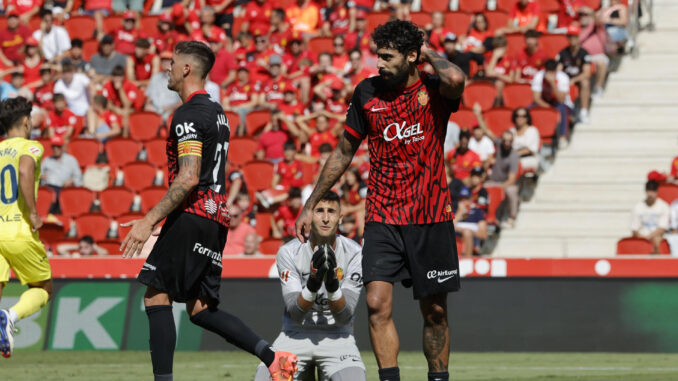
[0,164,18,204]
[210,142,229,192]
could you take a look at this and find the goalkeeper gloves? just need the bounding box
[306,245,328,293]
[324,244,340,293]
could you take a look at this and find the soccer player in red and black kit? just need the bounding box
[295,21,465,381]
[120,41,297,381]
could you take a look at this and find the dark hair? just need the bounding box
[471,12,488,33]
[646,180,659,191]
[545,59,558,71]
[0,97,32,133]
[53,93,65,102]
[61,61,75,73]
[492,35,507,48]
[11,72,23,79]
[318,190,341,205]
[272,8,285,20]
[80,235,94,245]
[71,38,83,48]
[283,141,296,151]
[39,8,53,19]
[111,65,125,77]
[174,40,216,79]
[135,38,151,49]
[93,94,108,108]
[318,143,333,153]
[371,20,424,62]
[349,48,362,58]
[511,107,532,125]
[288,186,302,199]
[524,29,540,39]
[458,129,471,140]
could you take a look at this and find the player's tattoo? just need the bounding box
[428,51,466,100]
[147,155,202,225]
[423,323,449,372]
[304,135,359,211]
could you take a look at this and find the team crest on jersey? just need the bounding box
[417,90,429,106]
[445,204,452,213]
[337,267,343,281]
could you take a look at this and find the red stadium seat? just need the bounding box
[75,213,111,241]
[366,11,391,33]
[450,109,479,129]
[581,0,601,9]
[39,223,68,246]
[301,161,316,185]
[541,34,569,59]
[496,0,516,13]
[444,12,473,36]
[245,110,271,136]
[72,115,86,137]
[538,0,561,13]
[308,37,333,55]
[229,137,259,166]
[658,184,678,204]
[617,237,653,255]
[139,15,160,36]
[659,240,672,255]
[115,212,144,240]
[103,15,123,34]
[144,138,167,167]
[59,187,95,217]
[99,187,134,217]
[484,11,509,33]
[506,33,526,57]
[129,112,164,141]
[409,12,432,28]
[530,107,559,144]
[37,186,56,216]
[105,138,142,168]
[462,82,497,111]
[96,239,123,255]
[422,0,451,12]
[122,162,158,192]
[139,186,168,213]
[64,16,96,41]
[458,0,487,13]
[82,39,99,61]
[242,160,275,192]
[68,139,100,167]
[37,138,53,157]
[503,84,534,108]
[225,111,241,132]
[260,238,282,255]
[29,17,41,31]
[484,108,513,136]
[231,16,244,37]
[255,212,273,238]
[485,186,505,225]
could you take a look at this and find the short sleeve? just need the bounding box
[344,81,368,141]
[424,73,461,115]
[557,72,570,92]
[171,108,205,158]
[21,141,44,164]
[531,71,544,92]
[276,244,303,295]
[341,246,363,295]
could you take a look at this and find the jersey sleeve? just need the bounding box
[20,140,44,164]
[171,108,205,158]
[344,80,369,141]
[276,242,303,302]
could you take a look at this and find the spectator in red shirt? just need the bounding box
[242,0,272,36]
[299,112,340,158]
[102,65,145,116]
[331,35,349,73]
[21,37,44,90]
[270,140,304,192]
[499,0,543,34]
[446,129,483,186]
[125,38,159,88]
[344,9,370,52]
[322,0,351,37]
[46,93,78,142]
[0,10,32,66]
[258,54,289,110]
[248,34,278,86]
[256,115,288,163]
[310,52,341,94]
[346,49,376,86]
[190,6,227,50]
[152,13,182,54]
[113,10,147,56]
[221,66,260,135]
[426,11,451,53]
[512,29,547,83]
[85,94,122,141]
[222,205,257,255]
[6,0,42,26]
[33,66,55,113]
[340,165,367,224]
[462,13,491,54]
[268,8,291,53]
[209,35,236,88]
[272,187,303,240]
[558,0,587,28]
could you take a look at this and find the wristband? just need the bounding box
[301,287,316,302]
[328,288,343,302]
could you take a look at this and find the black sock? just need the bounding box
[190,308,275,366]
[378,367,400,381]
[428,371,449,381]
[145,306,175,377]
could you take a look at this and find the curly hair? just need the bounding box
[0,96,32,134]
[371,20,425,61]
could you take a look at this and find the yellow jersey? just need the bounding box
[0,137,44,241]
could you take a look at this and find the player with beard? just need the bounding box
[295,20,465,381]
[120,41,297,381]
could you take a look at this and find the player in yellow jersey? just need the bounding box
[0,97,52,359]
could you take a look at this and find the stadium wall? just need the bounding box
[2,279,677,352]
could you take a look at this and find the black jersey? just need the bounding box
[167,90,231,227]
[556,47,591,78]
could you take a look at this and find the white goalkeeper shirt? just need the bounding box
[276,236,363,335]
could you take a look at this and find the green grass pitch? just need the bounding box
[4,351,678,380]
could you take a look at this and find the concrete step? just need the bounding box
[492,237,619,258]
[520,200,636,212]
[633,31,678,55]
[614,52,678,77]
[532,183,641,205]
[563,131,678,156]
[604,80,678,103]
[542,157,666,181]
[512,210,630,231]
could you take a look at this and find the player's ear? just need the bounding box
[407,50,418,64]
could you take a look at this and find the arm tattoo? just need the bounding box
[147,155,201,225]
[304,135,359,210]
[428,51,466,100]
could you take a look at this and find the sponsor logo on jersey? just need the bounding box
[339,354,362,362]
[417,90,429,106]
[175,122,196,137]
[445,204,452,213]
[0,214,22,222]
[383,121,424,144]
[193,242,222,267]
[205,199,217,215]
[427,269,458,283]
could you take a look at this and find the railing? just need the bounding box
[628,0,655,58]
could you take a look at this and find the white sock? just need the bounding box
[8,308,18,324]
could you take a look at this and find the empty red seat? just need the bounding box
[449,109,478,129]
[36,138,53,157]
[530,107,559,143]
[505,33,526,57]
[658,184,678,204]
[225,111,241,132]
[538,0,560,13]
[242,160,275,193]
[409,12,432,28]
[228,138,259,166]
[462,82,497,111]
[75,213,111,241]
[484,11,509,33]
[144,138,167,166]
[106,138,142,168]
[122,162,158,192]
[245,110,271,136]
[301,161,316,185]
[260,238,282,255]
[37,186,55,216]
[96,239,123,255]
[82,39,99,61]
[255,212,273,238]
[39,222,68,246]
[366,11,390,33]
[444,12,473,36]
[308,37,333,55]
[503,83,534,108]
[140,186,168,213]
[59,187,95,217]
[68,139,100,167]
[129,112,163,141]
[139,15,160,36]
[99,187,134,217]
[103,15,123,34]
[484,108,513,136]
[541,34,569,59]
[496,0,516,12]
[458,0,487,13]
[617,237,653,255]
[422,0,451,12]
[485,186,506,225]
[64,16,96,41]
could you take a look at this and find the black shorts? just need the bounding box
[362,221,460,299]
[137,212,227,305]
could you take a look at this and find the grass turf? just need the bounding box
[3,351,678,380]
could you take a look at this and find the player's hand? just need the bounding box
[119,217,154,258]
[295,207,312,243]
[323,244,339,293]
[418,40,436,64]
[29,212,43,232]
[306,246,328,293]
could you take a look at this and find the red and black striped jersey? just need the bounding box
[166,90,231,227]
[344,72,460,225]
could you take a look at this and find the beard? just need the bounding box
[379,63,409,89]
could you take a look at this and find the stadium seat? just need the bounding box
[96,239,123,255]
[450,109,478,129]
[37,138,53,157]
[444,12,473,36]
[39,223,68,246]
[496,0,517,12]
[99,187,134,217]
[581,0,601,9]
[122,162,158,192]
[658,184,678,204]
[530,107,559,144]
[228,137,259,166]
[29,17,41,31]
[538,0,560,13]
[37,186,56,216]
[82,39,99,61]
[455,236,464,257]
[73,115,86,137]
[129,112,164,141]
[105,138,142,168]
[308,37,333,55]
[139,15,160,36]
[484,11,509,33]
[301,161,316,185]
[140,186,168,213]
[617,237,653,255]
[484,108,513,136]
[115,212,144,240]
[64,16,96,41]
[68,139,100,167]
[225,111,241,131]
[409,13,432,28]
[462,82,497,111]
[143,138,167,166]
[245,110,271,136]
[422,0,451,12]
[506,33,526,57]
[260,238,283,255]
[255,212,273,238]
[458,0,487,13]
[242,160,275,192]
[103,15,123,34]
[485,186,506,225]
[75,213,111,241]
[541,34,569,59]
[231,16,244,37]
[59,187,95,217]
[503,84,534,108]
[366,11,391,33]
[659,240,672,255]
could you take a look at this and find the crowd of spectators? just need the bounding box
[0,0,634,257]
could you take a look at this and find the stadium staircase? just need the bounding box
[492,0,678,257]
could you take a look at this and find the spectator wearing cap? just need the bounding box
[85,94,122,141]
[210,34,237,89]
[498,0,544,35]
[485,35,514,105]
[20,37,45,90]
[512,29,547,84]
[41,135,83,198]
[557,24,592,124]
[453,185,488,257]
[344,9,369,51]
[631,180,670,254]
[532,59,573,148]
[46,93,79,143]
[268,8,292,52]
[112,10,147,56]
[32,8,71,62]
[286,0,321,35]
[426,11,451,53]
[54,61,92,116]
[346,49,376,86]
[6,0,41,25]
[446,129,483,186]
[0,10,32,66]
[89,34,129,78]
[144,51,181,122]
[442,32,484,78]
[221,66,260,136]
[125,38,159,88]
[258,54,290,110]
[222,205,257,255]
[484,130,520,228]
[61,38,91,73]
[242,0,273,36]
[461,13,491,54]
[322,0,351,37]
